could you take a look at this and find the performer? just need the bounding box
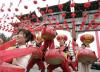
[47,35,71,72]
[26,35,45,72]
[77,44,93,72]
[12,29,34,71]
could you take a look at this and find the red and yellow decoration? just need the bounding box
[80,34,94,46]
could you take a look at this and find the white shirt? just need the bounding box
[12,45,32,69]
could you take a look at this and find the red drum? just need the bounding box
[45,49,65,65]
[32,47,43,59]
[77,49,97,64]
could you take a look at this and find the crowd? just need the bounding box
[0,28,97,72]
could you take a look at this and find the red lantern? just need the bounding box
[58,4,63,11]
[61,12,66,18]
[41,26,56,40]
[7,17,9,19]
[77,49,97,64]
[8,8,11,12]
[15,8,19,12]
[40,11,45,15]
[33,0,37,4]
[93,13,100,19]
[80,34,94,46]
[1,9,4,12]
[84,2,91,8]
[11,17,14,19]
[24,5,28,9]
[48,9,53,13]
[56,34,68,42]
[45,49,65,65]
[42,0,46,1]
[70,3,75,7]
[71,12,76,18]
[56,35,62,42]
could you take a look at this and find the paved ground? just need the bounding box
[29,63,100,72]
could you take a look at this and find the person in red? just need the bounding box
[26,35,45,72]
[47,34,71,72]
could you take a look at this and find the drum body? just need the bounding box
[32,47,43,59]
[77,49,97,64]
[45,49,65,65]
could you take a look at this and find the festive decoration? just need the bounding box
[80,34,94,46]
[56,34,68,42]
[24,5,28,9]
[58,4,63,11]
[33,0,37,4]
[15,8,19,12]
[77,49,97,64]
[45,49,65,65]
[70,3,75,7]
[84,2,91,8]
[8,8,11,12]
[41,26,56,40]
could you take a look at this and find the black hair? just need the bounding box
[18,29,34,42]
[0,33,6,42]
[81,43,86,47]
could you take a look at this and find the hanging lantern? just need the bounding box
[84,2,91,8]
[48,9,53,13]
[42,0,46,1]
[7,17,9,19]
[56,34,68,42]
[77,49,97,64]
[40,11,45,15]
[1,9,4,12]
[71,12,76,18]
[33,0,37,4]
[80,34,94,46]
[70,3,75,7]
[24,5,28,9]
[15,8,19,12]
[61,12,66,18]
[8,8,11,12]
[93,13,100,19]
[45,49,65,65]
[58,4,63,11]
[11,17,14,19]
[41,26,56,40]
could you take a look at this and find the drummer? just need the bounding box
[77,43,91,72]
[26,35,45,72]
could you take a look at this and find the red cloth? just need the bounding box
[0,62,25,72]
[0,47,35,62]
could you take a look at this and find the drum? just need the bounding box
[45,49,65,65]
[77,49,97,64]
[32,47,43,59]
